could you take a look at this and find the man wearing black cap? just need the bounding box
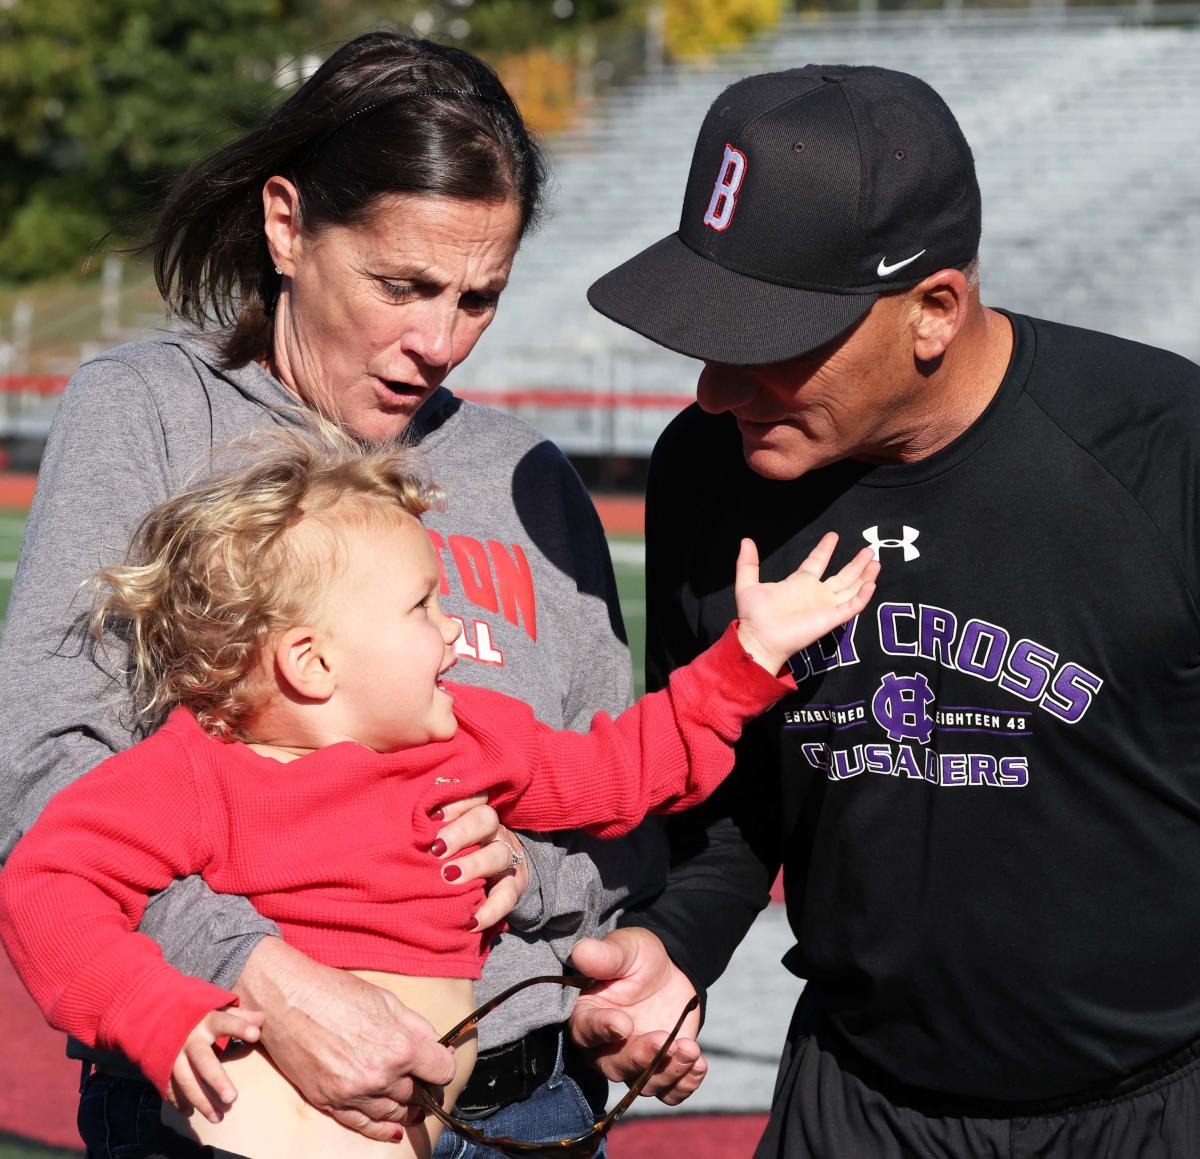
[569,65,1200,1155]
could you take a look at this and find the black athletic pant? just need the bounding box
[757,998,1200,1158]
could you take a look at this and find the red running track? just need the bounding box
[0,949,82,1151]
[0,474,37,509]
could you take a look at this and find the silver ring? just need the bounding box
[490,835,525,872]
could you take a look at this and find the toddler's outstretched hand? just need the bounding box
[169,1004,266,1124]
[735,533,879,675]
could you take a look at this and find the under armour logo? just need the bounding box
[872,672,936,745]
[703,144,747,231]
[862,525,920,562]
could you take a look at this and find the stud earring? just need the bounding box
[274,266,284,275]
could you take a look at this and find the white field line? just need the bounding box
[608,540,646,567]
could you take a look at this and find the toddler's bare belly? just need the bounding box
[161,972,476,1159]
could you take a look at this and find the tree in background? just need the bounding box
[0,0,318,281]
[393,0,631,55]
[0,0,781,283]
[663,0,783,60]
[344,0,635,133]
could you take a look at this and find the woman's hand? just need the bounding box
[233,939,455,1141]
[431,794,530,930]
[168,1005,265,1123]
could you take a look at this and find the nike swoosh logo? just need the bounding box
[877,250,926,277]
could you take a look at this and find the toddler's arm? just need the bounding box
[485,534,877,835]
[0,728,239,1096]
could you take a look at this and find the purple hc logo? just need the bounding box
[872,672,936,744]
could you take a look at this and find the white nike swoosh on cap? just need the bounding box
[876,250,926,277]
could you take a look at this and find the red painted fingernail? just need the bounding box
[465,916,479,931]
[429,838,447,857]
[429,807,445,821]
[443,864,462,882]
[393,1129,404,1142]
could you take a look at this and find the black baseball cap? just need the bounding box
[587,65,981,366]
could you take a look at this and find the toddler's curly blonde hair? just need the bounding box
[91,420,443,741]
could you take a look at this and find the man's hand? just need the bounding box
[569,927,707,1106]
[233,938,455,1141]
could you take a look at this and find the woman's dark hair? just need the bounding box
[150,33,547,367]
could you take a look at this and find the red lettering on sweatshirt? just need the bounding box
[448,535,500,614]
[488,541,537,642]
[427,530,540,646]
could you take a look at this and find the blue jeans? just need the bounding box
[77,1039,607,1159]
[433,1034,607,1159]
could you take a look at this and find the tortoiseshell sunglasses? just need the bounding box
[411,975,700,1159]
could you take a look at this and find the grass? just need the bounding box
[609,536,647,697]
[0,1142,80,1159]
[0,510,27,626]
[0,1144,80,1159]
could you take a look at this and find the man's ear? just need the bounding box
[273,625,334,702]
[908,267,970,362]
[262,175,303,277]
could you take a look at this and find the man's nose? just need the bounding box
[696,363,759,414]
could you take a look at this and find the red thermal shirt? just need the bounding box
[0,624,790,1094]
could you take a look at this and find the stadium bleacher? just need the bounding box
[449,7,1200,455]
[2,9,1197,458]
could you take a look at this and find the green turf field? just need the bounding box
[0,1142,79,1159]
[608,536,647,697]
[0,510,26,631]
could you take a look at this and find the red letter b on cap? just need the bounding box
[703,144,747,232]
